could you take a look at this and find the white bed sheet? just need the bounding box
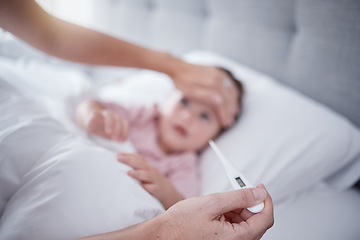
[0,59,164,239]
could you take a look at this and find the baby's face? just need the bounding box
[157,96,221,153]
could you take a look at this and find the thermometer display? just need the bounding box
[235,177,246,187]
[208,140,264,213]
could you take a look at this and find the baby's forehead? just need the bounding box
[183,98,217,114]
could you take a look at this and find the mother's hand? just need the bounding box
[170,62,239,128]
[161,184,274,240]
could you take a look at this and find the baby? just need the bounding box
[76,68,244,209]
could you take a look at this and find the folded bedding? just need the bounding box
[0,75,163,240]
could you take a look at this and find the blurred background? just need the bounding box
[36,0,95,27]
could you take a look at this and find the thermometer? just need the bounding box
[208,140,264,213]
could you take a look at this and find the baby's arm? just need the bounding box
[117,153,184,210]
[76,100,129,142]
[166,157,199,199]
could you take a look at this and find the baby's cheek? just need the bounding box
[191,127,212,145]
[204,123,221,140]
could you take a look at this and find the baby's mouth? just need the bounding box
[173,125,188,137]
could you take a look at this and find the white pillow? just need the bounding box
[184,52,360,201]
[0,72,164,239]
[98,51,360,203]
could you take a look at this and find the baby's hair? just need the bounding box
[217,66,245,127]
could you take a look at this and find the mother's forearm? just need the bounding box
[0,0,188,76]
[75,214,175,240]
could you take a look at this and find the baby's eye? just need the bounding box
[200,112,210,122]
[180,98,189,107]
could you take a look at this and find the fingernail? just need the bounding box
[252,188,267,202]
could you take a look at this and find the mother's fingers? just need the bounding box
[235,185,274,238]
[223,211,246,224]
[183,84,237,128]
[214,75,240,127]
[173,64,239,128]
[206,188,267,218]
[199,69,236,127]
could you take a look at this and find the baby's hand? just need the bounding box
[117,153,184,209]
[84,109,129,142]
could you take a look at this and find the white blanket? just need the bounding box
[0,61,164,239]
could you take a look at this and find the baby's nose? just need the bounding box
[179,109,193,121]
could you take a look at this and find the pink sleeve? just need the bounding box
[167,153,200,199]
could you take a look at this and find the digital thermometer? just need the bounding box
[208,140,264,213]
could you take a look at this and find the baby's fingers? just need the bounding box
[102,110,115,137]
[86,112,106,137]
[111,114,125,141]
[117,153,149,170]
[128,169,153,183]
[108,112,123,141]
[118,118,129,142]
[141,183,159,196]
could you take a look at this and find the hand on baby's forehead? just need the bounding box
[167,78,241,129]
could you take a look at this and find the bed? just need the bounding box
[1,0,360,239]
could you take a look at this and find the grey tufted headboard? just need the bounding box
[92,0,360,128]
